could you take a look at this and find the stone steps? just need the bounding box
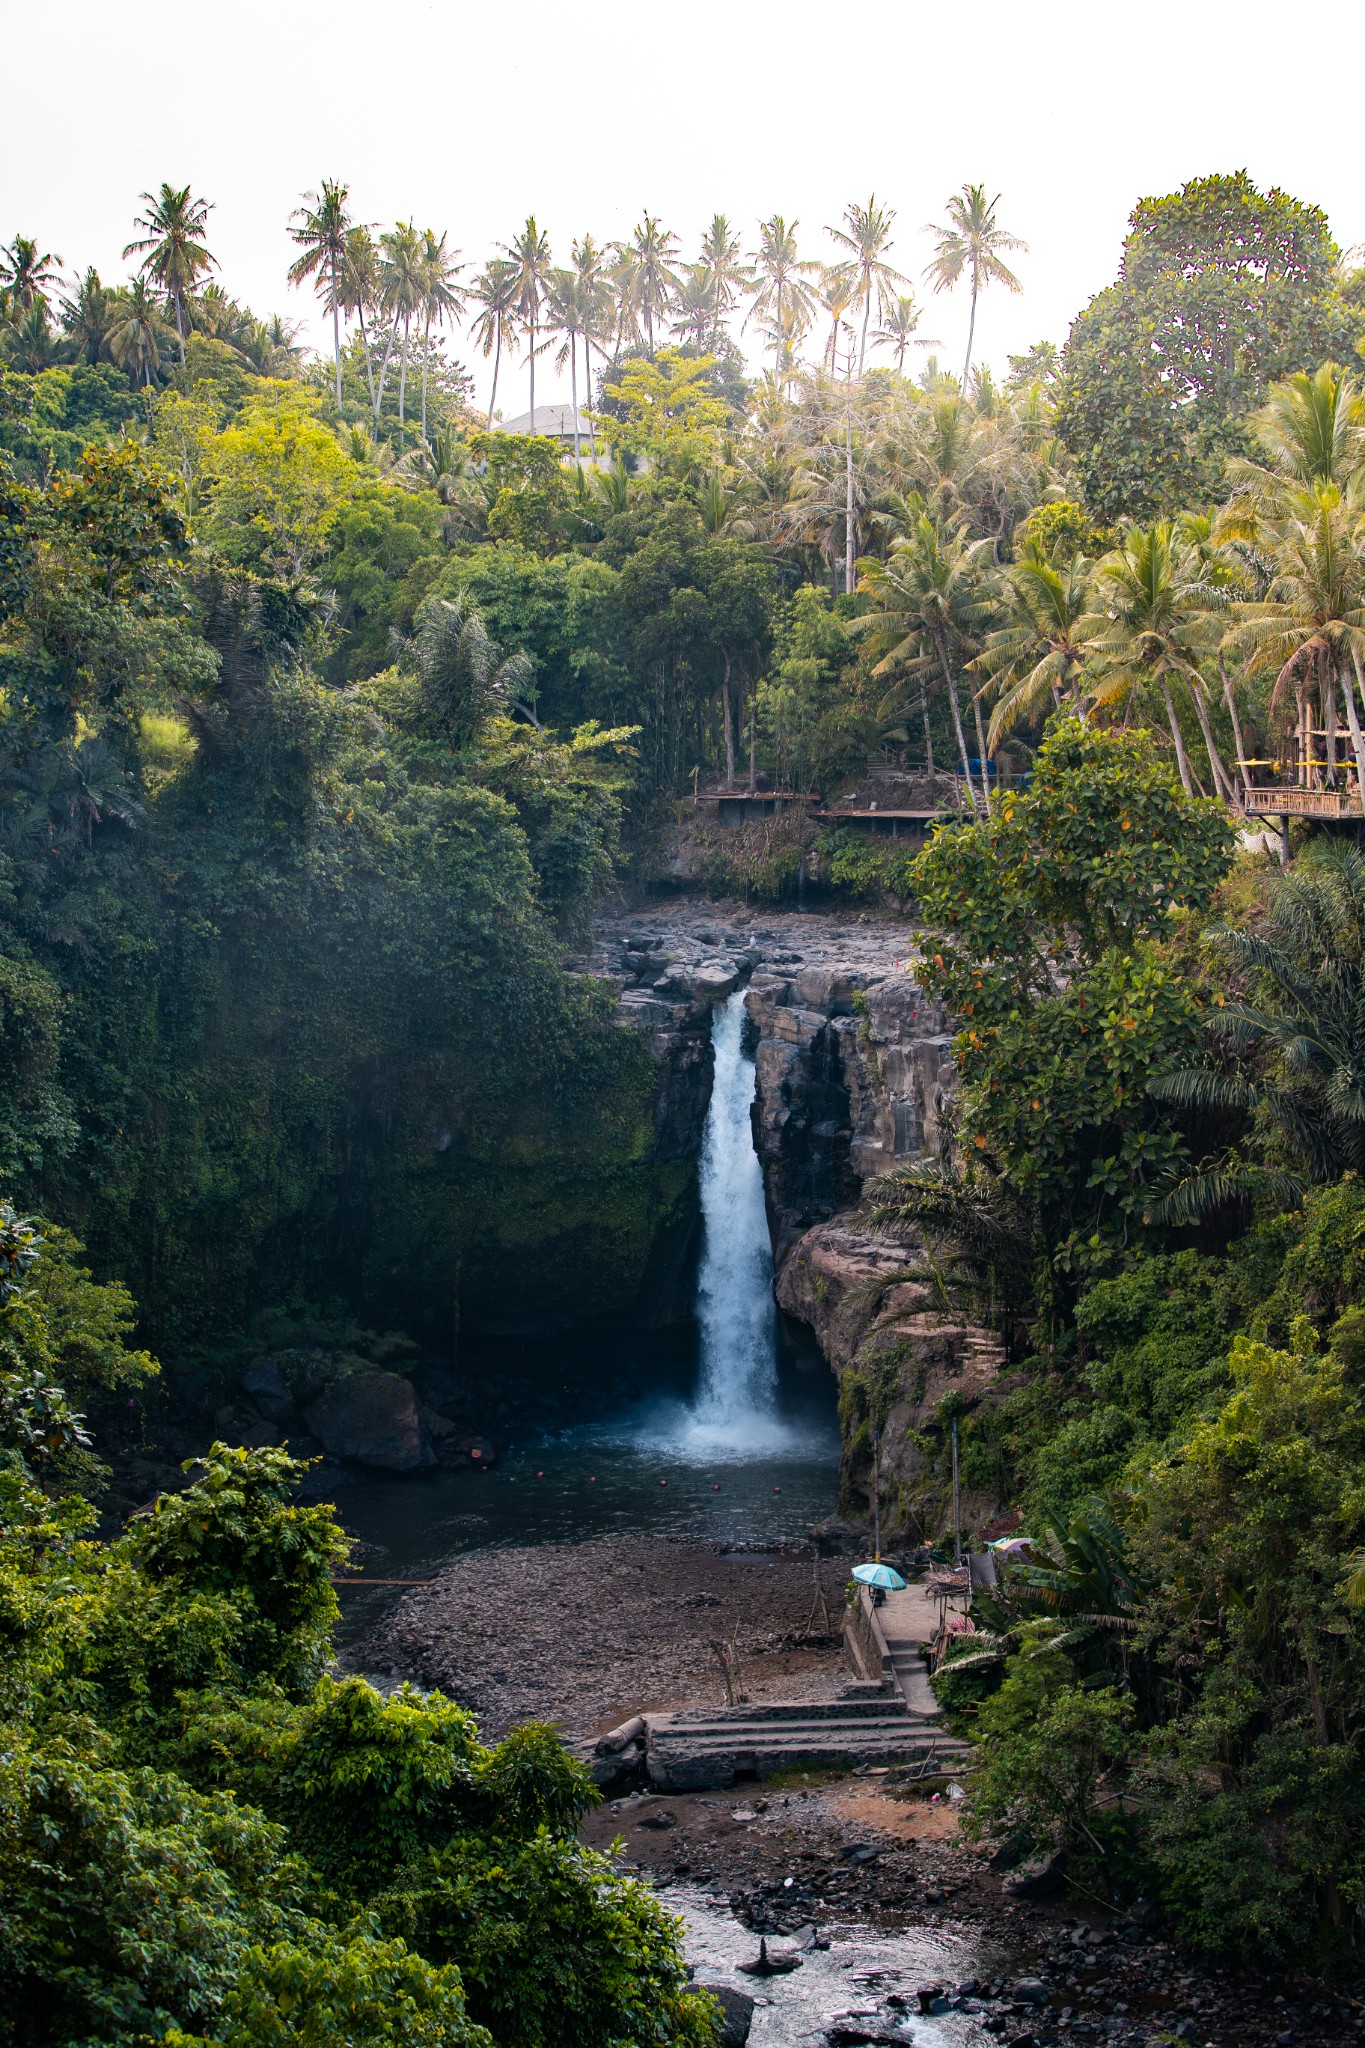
[643,1696,970,1791]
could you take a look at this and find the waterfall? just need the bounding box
[688,990,782,1441]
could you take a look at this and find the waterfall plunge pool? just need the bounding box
[334,991,840,1637]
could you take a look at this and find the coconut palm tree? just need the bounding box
[378,221,426,433]
[617,214,680,356]
[338,227,382,420]
[60,268,114,365]
[1223,484,1365,814]
[826,195,903,375]
[923,184,1026,385]
[974,549,1097,748]
[745,216,819,387]
[3,301,65,373]
[855,512,997,807]
[469,259,520,429]
[124,184,216,365]
[1085,523,1235,802]
[815,262,857,376]
[288,179,351,405]
[417,230,465,442]
[669,266,720,350]
[406,595,535,748]
[544,268,595,459]
[106,280,173,386]
[0,236,63,315]
[501,217,552,430]
[695,215,750,346]
[874,293,935,373]
[1152,842,1365,1194]
[1223,363,1365,525]
[569,236,609,400]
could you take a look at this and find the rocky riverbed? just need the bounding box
[345,1534,847,1741]
[593,1776,1365,2048]
[347,1516,1365,2048]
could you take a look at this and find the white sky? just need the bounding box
[6,0,1364,415]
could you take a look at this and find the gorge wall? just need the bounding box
[586,904,1010,1549]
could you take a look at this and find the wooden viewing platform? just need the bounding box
[1245,787,1363,819]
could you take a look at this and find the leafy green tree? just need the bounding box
[206,387,360,578]
[878,719,1234,1289]
[1056,174,1365,522]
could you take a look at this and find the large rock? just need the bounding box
[306,1371,435,1471]
[694,1985,754,2046]
[777,1218,1009,1546]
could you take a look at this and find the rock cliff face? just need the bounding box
[585,903,1009,1544]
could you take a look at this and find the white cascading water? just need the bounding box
[685,990,783,1445]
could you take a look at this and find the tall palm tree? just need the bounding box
[1225,363,1365,516]
[568,236,610,448]
[106,280,173,386]
[0,236,63,315]
[617,214,679,356]
[60,268,113,365]
[544,268,593,459]
[124,184,216,365]
[874,293,935,373]
[1086,523,1235,802]
[746,216,819,387]
[339,226,381,420]
[827,195,903,375]
[501,218,552,430]
[418,230,465,441]
[1223,484,1365,815]
[379,221,426,433]
[670,267,719,349]
[923,183,1026,385]
[288,179,351,405]
[973,548,1096,747]
[695,214,750,346]
[3,301,65,373]
[815,262,857,376]
[469,259,520,428]
[855,513,997,807]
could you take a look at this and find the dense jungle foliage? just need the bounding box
[9,160,1365,2011]
[0,1207,713,2046]
[869,727,1365,1967]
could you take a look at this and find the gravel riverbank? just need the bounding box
[343,1534,846,1742]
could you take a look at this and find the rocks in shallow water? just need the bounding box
[1011,1976,1049,2006]
[305,1372,435,1471]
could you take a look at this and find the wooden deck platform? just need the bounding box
[1245,788,1363,819]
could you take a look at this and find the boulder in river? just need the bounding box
[694,1984,754,2046]
[305,1371,435,1471]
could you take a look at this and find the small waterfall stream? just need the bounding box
[689,991,782,1440]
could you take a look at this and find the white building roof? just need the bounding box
[493,405,593,439]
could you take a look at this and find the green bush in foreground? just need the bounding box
[0,1222,716,2048]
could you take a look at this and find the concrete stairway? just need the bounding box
[644,1689,969,1791]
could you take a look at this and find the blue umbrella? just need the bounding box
[851,1561,907,1590]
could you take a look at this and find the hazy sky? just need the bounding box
[6,0,1364,414]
